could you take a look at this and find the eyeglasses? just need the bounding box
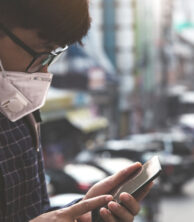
[0,23,68,73]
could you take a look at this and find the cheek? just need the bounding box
[0,38,32,72]
[0,51,32,72]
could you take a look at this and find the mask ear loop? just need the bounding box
[0,60,6,77]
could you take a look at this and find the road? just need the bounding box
[158,179,194,222]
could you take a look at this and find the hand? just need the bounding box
[30,195,113,222]
[81,162,153,222]
[99,183,153,222]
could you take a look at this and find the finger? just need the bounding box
[108,201,134,222]
[119,193,140,215]
[65,195,113,219]
[96,162,142,194]
[133,182,154,202]
[100,207,117,222]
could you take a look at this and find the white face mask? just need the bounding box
[0,61,53,122]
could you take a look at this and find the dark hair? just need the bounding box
[0,0,91,47]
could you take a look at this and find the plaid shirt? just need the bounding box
[0,111,51,221]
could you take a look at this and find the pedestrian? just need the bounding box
[0,0,153,221]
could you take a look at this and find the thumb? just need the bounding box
[63,195,113,219]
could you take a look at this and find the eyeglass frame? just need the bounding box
[0,23,68,73]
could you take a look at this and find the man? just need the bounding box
[0,0,153,221]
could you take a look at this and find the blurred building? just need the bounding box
[44,0,194,145]
[88,0,136,137]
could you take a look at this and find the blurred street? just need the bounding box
[159,179,194,222]
[43,1,194,222]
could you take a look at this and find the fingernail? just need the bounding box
[100,207,110,216]
[109,201,117,207]
[135,162,142,167]
[106,195,113,202]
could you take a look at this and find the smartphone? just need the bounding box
[92,155,162,222]
[112,155,162,202]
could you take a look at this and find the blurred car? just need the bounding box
[64,162,107,190]
[178,114,194,148]
[47,152,134,196]
[74,149,134,175]
[45,147,137,195]
[93,140,161,162]
[127,131,193,156]
[128,132,194,192]
[45,168,91,195]
[93,131,194,193]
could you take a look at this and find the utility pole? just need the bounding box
[157,0,174,128]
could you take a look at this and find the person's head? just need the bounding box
[0,0,91,72]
